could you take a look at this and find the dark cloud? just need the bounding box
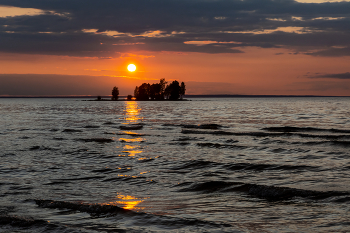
[308,72,350,79]
[1,0,350,56]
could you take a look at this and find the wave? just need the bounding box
[83,125,100,129]
[112,132,149,137]
[34,200,232,230]
[178,181,350,202]
[181,124,224,129]
[263,126,350,134]
[29,146,59,151]
[181,129,286,137]
[182,129,350,142]
[182,129,235,135]
[0,215,49,228]
[197,142,247,149]
[295,134,350,140]
[103,121,116,125]
[62,129,83,133]
[79,138,114,143]
[223,163,318,172]
[171,160,220,170]
[91,168,115,173]
[35,200,127,217]
[163,123,224,129]
[174,136,201,141]
[302,141,350,147]
[170,159,319,173]
[169,142,191,146]
[119,124,143,130]
[47,176,106,183]
[0,215,97,233]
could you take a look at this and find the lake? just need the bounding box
[1,97,350,232]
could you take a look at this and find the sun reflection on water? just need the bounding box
[114,194,146,210]
[119,137,144,142]
[124,101,141,123]
[122,131,141,136]
[122,144,142,157]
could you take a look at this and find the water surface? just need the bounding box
[1,97,350,232]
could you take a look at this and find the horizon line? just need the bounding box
[1,94,349,98]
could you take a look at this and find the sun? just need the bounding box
[127,64,137,72]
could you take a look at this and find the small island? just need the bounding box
[94,79,186,101]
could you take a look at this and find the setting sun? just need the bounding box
[127,64,137,72]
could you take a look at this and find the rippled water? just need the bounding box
[1,97,350,232]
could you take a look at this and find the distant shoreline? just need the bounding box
[85,98,190,101]
[0,95,349,98]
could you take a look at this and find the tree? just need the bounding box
[159,78,167,100]
[133,79,185,101]
[150,83,162,100]
[134,86,139,99]
[135,83,151,100]
[111,86,119,100]
[164,85,171,100]
[165,80,181,100]
[180,82,186,99]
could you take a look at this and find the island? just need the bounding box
[94,79,186,101]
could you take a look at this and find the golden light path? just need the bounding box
[119,101,148,160]
[124,101,141,122]
[122,144,143,157]
[104,194,147,210]
[102,101,152,211]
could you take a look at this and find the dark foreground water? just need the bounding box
[1,97,350,233]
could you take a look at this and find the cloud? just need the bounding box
[0,0,350,56]
[308,72,350,79]
[0,5,45,17]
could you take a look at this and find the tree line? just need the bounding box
[110,79,186,101]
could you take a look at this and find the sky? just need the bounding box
[0,0,350,96]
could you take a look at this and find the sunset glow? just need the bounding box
[0,1,349,96]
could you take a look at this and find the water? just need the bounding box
[1,97,350,232]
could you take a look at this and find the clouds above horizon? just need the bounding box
[1,0,350,57]
[308,72,350,79]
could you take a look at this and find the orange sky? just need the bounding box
[1,1,350,96]
[1,49,349,96]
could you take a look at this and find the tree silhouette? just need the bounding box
[134,86,139,100]
[180,82,186,99]
[159,78,167,100]
[133,79,185,101]
[150,83,162,100]
[127,95,133,100]
[166,80,181,100]
[134,83,151,100]
[111,86,119,100]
